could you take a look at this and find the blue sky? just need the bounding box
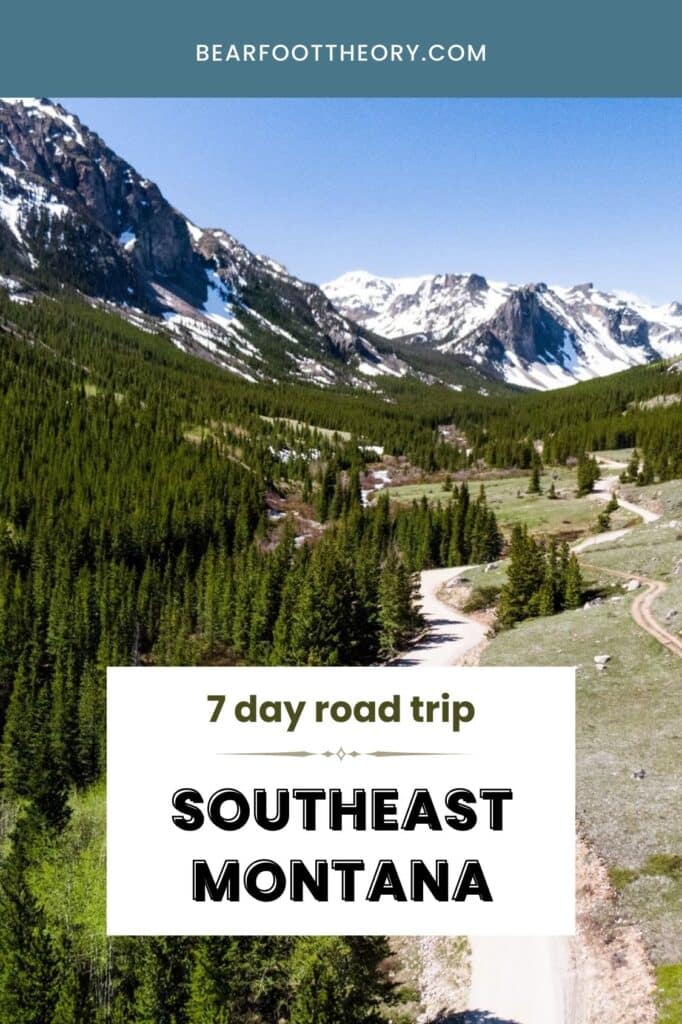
[61,99,682,302]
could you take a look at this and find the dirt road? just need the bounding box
[390,566,487,667]
[578,476,682,655]
[578,559,682,658]
[395,566,577,1024]
[591,473,660,524]
[573,474,657,555]
[465,935,574,1024]
[631,578,682,655]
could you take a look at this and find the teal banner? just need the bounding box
[0,0,680,96]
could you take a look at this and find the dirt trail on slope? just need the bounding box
[590,473,661,524]
[632,578,682,655]
[569,838,656,1024]
[579,561,682,657]
[578,475,682,656]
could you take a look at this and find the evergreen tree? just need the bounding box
[596,509,611,531]
[563,554,583,609]
[0,821,59,1024]
[605,493,620,513]
[576,453,600,496]
[637,458,655,486]
[289,936,390,1024]
[620,448,640,483]
[497,525,544,628]
[378,549,419,656]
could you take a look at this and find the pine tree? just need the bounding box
[0,821,59,1024]
[378,549,418,656]
[538,539,560,616]
[316,463,336,522]
[576,453,600,496]
[596,509,611,531]
[289,936,390,1024]
[637,458,654,486]
[563,554,583,609]
[497,525,544,628]
[620,448,640,483]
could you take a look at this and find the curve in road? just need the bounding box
[579,474,681,656]
[390,566,487,668]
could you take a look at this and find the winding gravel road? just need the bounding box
[394,566,576,1024]
[390,566,487,668]
[577,473,682,655]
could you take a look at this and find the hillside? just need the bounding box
[0,98,498,395]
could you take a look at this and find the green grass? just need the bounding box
[593,447,635,464]
[455,563,507,590]
[657,964,682,1024]
[576,520,679,578]
[259,415,352,441]
[609,855,682,892]
[479,564,682,964]
[384,480,451,503]
[387,467,633,539]
[83,382,124,403]
[462,584,501,613]
[479,468,635,537]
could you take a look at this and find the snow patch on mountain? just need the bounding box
[0,165,70,256]
[118,228,136,251]
[323,269,510,342]
[203,269,234,324]
[325,270,682,390]
[2,98,86,147]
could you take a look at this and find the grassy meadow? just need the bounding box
[475,499,682,966]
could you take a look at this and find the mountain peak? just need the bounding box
[1,97,88,146]
[326,268,682,390]
[0,98,420,391]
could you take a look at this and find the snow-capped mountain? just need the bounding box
[323,271,682,390]
[4,99,677,395]
[323,270,513,345]
[0,98,417,389]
